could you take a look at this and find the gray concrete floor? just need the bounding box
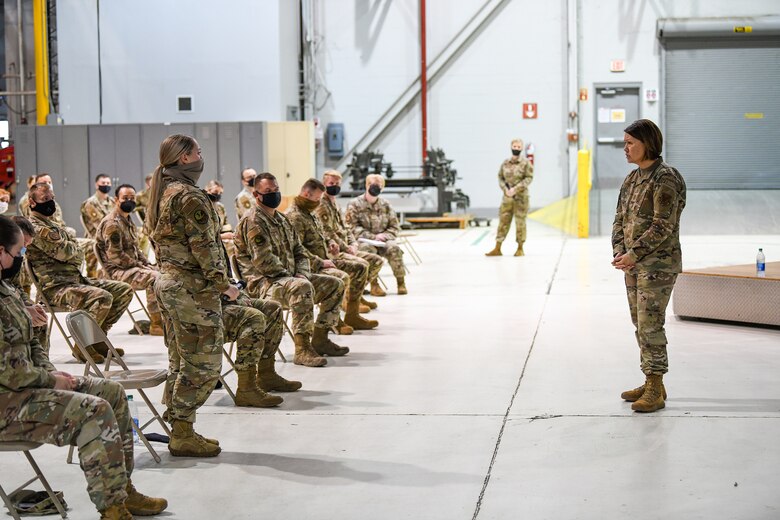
[3,221,779,519]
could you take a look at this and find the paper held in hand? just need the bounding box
[358,238,386,248]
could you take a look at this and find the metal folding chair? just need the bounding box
[65,311,170,464]
[92,243,150,335]
[218,343,238,401]
[25,260,77,359]
[398,232,422,265]
[0,442,67,520]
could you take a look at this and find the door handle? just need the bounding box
[597,137,622,144]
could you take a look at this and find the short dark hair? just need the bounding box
[302,178,326,193]
[624,119,663,161]
[11,215,34,237]
[115,184,135,198]
[29,182,52,202]
[0,215,22,251]
[34,173,52,183]
[96,173,111,183]
[254,172,277,185]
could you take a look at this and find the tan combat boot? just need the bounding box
[168,420,221,457]
[370,280,386,297]
[234,369,283,407]
[621,378,668,402]
[293,334,327,367]
[125,479,168,516]
[343,298,379,330]
[149,312,164,336]
[361,296,378,310]
[336,318,354,335]
[396,277,408,295]
[342,297,371,314]
[312,327,349,356]
[485,242,502,256]
[73,344,104,364]
[256,357,302,392]
[91,341,125,358]
[100,504,133,520]
[631,374,666,413]
[514,243,525,257]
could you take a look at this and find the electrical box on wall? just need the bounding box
[177,96,193,113]
[326,123,345,159]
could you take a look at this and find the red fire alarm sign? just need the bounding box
[523,103,538,119]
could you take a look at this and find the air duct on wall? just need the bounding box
[658,15,780,39]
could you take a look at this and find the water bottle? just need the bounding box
[127,395,140,444]
[756,248,766,278]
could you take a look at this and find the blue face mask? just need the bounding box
[20,246,26,256]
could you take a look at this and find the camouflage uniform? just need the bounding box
[234,188,254,223]
[151,177,230,423]
[213,200,235,259]
[95,208,160,314]
[234,206,343,335]
[135,189,150,221]
[612,157,686,375]
[316,194,384,286]
[496,155,534,244]
[0,281,134,512]
[286,197,368,301]
[27,213,133,333]
[10,268,49,353]
[81,194,115,239]
[345,195,406,279]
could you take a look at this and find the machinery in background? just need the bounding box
[343,148,470,218]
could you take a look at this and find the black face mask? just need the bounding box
[511,149,522,157]
[119,200,137,213]
[32,199,57,217]
[98,185,112,194]
[260,191,282,209]
[246,177,256,188]
[207,193,222,202]
[1,254,24,280]
[368,184,382,197]
[325,185,341,196]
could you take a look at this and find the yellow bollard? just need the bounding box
[576,148,591,238]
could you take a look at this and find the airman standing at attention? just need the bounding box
[95,184,164,336]
[234,172,348,367]
[235,168,258,222]
[486,138,534,257]
[81,174,115,239]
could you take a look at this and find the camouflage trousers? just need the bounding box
[358,241,405,279]
[155,274,223,424]
[0,377,133,512]
[496,194,529,244]
[332,254,370,299]
[106,266,160,314]
[353,249,383,284]
[262,274,344,335]
[77,238,99,278]
[222,295,283,370]
[46,279,133,333]
[625,271,678,375]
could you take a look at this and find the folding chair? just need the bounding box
[25,260,77,358]
[218,343,238,401]
[229,254,288,363]
[0,442,67,520]
[65,311,170,464]
[92,243,150,335]
[398,232,422,265]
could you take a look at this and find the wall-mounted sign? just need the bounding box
[734,26,753,33]
[645,89,658,102]
[744,113,764,119]
[523,103,538,119]
[610,60,625,72]
[610,108,626,123]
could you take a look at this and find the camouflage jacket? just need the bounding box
[16,192,29,216]
[80,194,115,238]
[213,201,233,233]
[234,207,310,297]
[27,213,86,291]
[285,199,330,271]
[135,188,150,221]
[498,156,534,199]
[611,157,686,273]
[235,188,254,222]
[345,195,400,240]
[21,198,68,228]
[315,195,355,251]
[10,268,34,307]
[0,280,55,399]
[95,208,150,275]
[150,178,230,294]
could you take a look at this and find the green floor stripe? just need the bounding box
[471,229,490,246]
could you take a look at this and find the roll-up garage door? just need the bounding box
[660,17,780,189]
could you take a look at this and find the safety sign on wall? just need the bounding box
[523,103,538,119]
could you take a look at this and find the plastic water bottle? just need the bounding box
[756,248,766,278]
[127,395,140,444]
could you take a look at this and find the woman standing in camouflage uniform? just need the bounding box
[612,119,686,413]
[145,135,240,457]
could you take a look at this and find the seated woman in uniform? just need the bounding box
[0,215,167,519]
